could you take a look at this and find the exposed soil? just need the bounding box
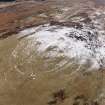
[0,0,96,39]
[0,1,54,39]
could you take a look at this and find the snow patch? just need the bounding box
[17,22,105,70]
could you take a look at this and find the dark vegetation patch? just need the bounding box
[47,89,67,105]
[50,21,83,29]
[73,94,99,105]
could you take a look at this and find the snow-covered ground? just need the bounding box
[13,10,105,71]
